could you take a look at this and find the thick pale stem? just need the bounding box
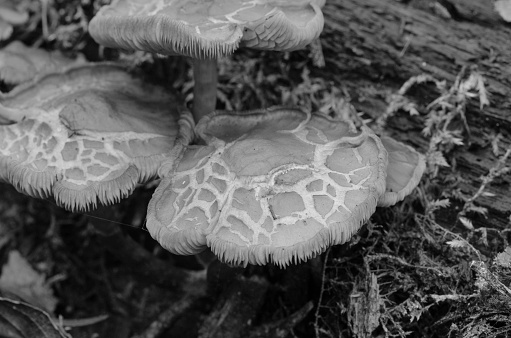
[192,58,218,122]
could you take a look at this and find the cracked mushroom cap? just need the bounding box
[377,136,425,207]
[0,41,86,85]
[0,63,193,211]
[89,0,324,58]
[147,107,388,267]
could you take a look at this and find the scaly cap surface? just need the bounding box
[0,63,193,211]
[147,107,388,267]
[89,0,324,58]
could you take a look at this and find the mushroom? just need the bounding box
[88,0,324,121]
[378,136,426,207]
[495,0,511,22]
[147,107,397,267]
[0,41,86,86]
[0,62,193,211]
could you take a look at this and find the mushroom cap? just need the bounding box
[0,41,86,85]
[377,136,425,207]
[89,0,324,59]
[147,107,388,267]
[0,63,193,211]
[495,0,511,22]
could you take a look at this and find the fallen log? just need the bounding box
[315,0,511,230]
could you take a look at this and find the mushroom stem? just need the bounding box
[192,58,218,122]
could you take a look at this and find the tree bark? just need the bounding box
[315,0,511,229]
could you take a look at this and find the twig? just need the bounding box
[248,301,314,338]
[459,147,511,218]
[365,253,448,276]
[198,275,268,338]
[374,74,440,133]
[430,293,478,303]
[131,294,198,338]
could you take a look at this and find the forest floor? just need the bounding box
[0,1,510,338]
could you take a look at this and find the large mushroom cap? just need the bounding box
[377,136,426,207]
[89,0,324,58]
[147,107,388,267]
[0,63,193,211]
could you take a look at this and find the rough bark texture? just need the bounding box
[315,0,511,229]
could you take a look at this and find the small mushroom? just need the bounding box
[377,136,425,207]
[0,63,193,211]
[0,41,86,86]
[89,0,324,121]
[147,107,389,267]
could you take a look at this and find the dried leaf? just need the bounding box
[0,251,57,313]
[0,297,70,338]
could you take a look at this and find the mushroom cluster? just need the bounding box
[0,0,426,268]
